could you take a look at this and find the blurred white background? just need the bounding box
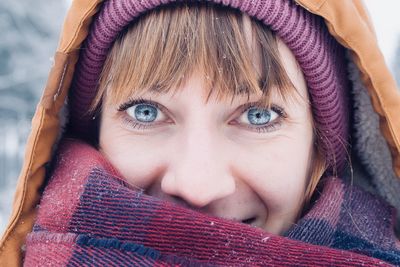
[0,0,68,233]
[364,0,400,71]
[0,0,399,235]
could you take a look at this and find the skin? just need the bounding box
[99,12,314,235]
[99,37,314,235]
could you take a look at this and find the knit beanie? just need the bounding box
[69,0,350,174]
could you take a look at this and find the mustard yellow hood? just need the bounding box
[1,0,400,265]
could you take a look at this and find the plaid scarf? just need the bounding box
[24,139,400,266]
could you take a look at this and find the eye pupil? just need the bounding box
[248,108,271,125]
[134,104,157,122]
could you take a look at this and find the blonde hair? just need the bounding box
[91,2,326,204]
[92,2,293,109]
[305,144,327,203]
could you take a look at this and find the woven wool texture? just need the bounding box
[24,139,400,266]
[69,0,350,172]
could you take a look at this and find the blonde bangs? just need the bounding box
[92,2,293,111]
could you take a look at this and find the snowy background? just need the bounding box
[0,0,67,233]
[0,0,399,235]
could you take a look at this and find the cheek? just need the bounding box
[234,134,313,211]
[232,134,313,234]
[99,122,168,189]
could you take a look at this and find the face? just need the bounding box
[99,38,314,235]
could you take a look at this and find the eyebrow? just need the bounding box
[230,79,268,99]
[133,77,268,106]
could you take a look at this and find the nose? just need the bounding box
[160,128,236,208]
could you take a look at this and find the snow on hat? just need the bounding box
[69,0,350,173]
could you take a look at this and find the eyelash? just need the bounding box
[118,98,286,133]
[118,97,161,112]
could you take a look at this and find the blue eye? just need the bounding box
[246,107,279,126]
[119,98,169,130]
[236,106,281,132]
[126,104,160,123]
[247,108,273,125]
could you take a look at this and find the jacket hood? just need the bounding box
[1,0,400,265]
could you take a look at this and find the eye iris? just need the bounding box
[247,108,271,125]
[135,104,157,122]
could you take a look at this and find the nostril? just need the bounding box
[242,217,256,225]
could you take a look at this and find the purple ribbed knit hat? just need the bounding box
[69,0,350,173]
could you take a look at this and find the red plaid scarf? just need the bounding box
[24,139,400,266]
